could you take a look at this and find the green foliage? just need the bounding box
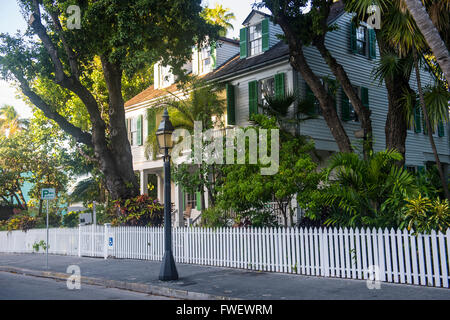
[201,4,236,37]
[32,240,48,252]
[217,114,322,226]
[401,195,450,233]
[306,150,417,228]
[62,211,80,228]
[200,207,230,228]
[112,195,163,227]
[0,213,38,231]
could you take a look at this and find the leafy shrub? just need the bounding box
[32,240,48,252]
[112,195,163,226]
[62,211,80,228]
[0,213,38,231]
[201,207,230,228]
[401,195,450,233]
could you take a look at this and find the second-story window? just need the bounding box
[249,23,262,56]
[201,47,211,73]
[356,26,367,56]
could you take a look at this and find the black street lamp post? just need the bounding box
[155,109,179,281]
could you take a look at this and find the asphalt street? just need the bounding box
[0,271,176,300]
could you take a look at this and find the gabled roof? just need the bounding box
[218,37,240,45]
[125,83,179,108]
[205,41,289,81]
[242,9,271,25]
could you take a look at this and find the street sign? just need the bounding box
[109,237,114,247]
[41,188,56,200]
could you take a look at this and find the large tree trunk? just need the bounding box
[413,49,450,201]
[376,33,414,165]
[23,3,140,201]
[276,17,352,153]
[314,37,373,158]
[403,0,450,84]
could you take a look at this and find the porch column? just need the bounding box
[139,170,148,195]
[156,173,164,203]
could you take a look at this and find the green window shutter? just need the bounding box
[368,29,376,59]
[350,22,357,53]
[196,191,202,210]
[240,27,248,59]
[361,87,369,108]
[341,88,350,121]
[226,83,236,125]
[414,104,422,133]
[438,120,445,137]
[248,80,258,118]
[262,18,270,52]
[274,73,285,99]
[137,114,143,146]
[211,42,217,68]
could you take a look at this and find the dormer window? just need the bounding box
[249,23,262,56]
[154,62,174,89]
[201,46,211,70]
[240,14,270,59]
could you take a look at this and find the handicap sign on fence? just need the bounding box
[108,236,114,248]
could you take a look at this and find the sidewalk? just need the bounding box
[0,253,448,300]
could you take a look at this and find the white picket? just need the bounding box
[403,229,412,284]
[438,231,448,288]
[344,228,350,278]
[397,229,405,284]
[417,233,426,286]
[390,228,399,283]
[1,226,449,288]
[424,234,433,286]
[430,230,441,287]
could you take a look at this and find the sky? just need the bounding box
[0,0,265,119]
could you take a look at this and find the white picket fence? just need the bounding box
[0,226,449,288]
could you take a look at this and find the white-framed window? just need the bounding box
[201,46,211,72]
[356,26,367,56]
[129,118,137,146]
[185,192,197,209]
[249,23,262,56]
[259,77,275,107]
[156,63,174,88]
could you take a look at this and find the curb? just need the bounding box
[0,266,239,300]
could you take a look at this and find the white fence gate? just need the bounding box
[0,226,449,288]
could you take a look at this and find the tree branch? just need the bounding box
[14,72,93,148]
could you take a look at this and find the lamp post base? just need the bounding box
[159,250,179,281]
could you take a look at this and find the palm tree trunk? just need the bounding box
[404,0,450,84]
[413,48,450,201]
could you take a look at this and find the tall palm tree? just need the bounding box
[201,4,236,37]
[403,0,450,84]
[0,105,27,136]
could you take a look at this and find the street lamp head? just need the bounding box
[155,108,175,152]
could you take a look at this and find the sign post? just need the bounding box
[41,188,56,269]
